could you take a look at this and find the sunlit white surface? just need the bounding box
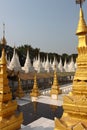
[21,117,54,130]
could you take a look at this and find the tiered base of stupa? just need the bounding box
[50,85,61,100]
[54,94,87,130]
[31,96,38,101]
[30,89,40,101]
[50,90,58,100]
[0,100,23,130]
[30,89,40,97]
[16,90,24,99]
[51,94,58,100]
[0,113,23,130]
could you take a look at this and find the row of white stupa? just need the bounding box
[7,47,77,73]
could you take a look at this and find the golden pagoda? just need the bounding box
[30,73,40,101]
[50,65,60,100]
[0,25,23,130]
[16,72,24,98]
[54,1,87,130]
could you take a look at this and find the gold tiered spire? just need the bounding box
[30,73,40,101]
[0,25,23,130]
[53,66,58,86]
[50,65,60,100]
[76,8,87,35]
[73,7,87,95]
[54,2,87,130]
[76,7,87,48]
[16,72,24,98]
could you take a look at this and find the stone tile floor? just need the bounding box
[21,117,54,130]
[18,83,72,130]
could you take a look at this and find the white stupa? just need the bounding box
[8,47,21,71]
[33,57,38,69]
[75,62,77,69]
[68,57,76,72]
[22,49,35,73]
[58,57,64,72]
[44,54,53,72]
[52,56,59,72]
[50,59,52,68]
[63,59,69,72]
[42,57,46,68]
[34,53,45,73]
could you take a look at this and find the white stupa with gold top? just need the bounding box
[54,1,87,130]
[50,65,60,100]
[0,24,23,130]
[30,73,40,101]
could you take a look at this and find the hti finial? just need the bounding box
[3,23,5,37]
[76,0,85,8]
[1,23,7,46]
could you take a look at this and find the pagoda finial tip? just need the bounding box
[1,23,7,46]
[3,23,5,37]
[75,0,85,8]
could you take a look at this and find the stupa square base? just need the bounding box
[31,96,38,102]
[51,94,58,100]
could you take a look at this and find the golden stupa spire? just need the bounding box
[53,65,58,86]
[54,1,87,130]
[33,74,38,89]
[0,25,23,129]
[76,7,87,35]
[50,65,60,100]
[76,0,87,47]
[30,73,40,101]
[0,47,7,65]
[0,23,7,65]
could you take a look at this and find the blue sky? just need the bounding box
[0,0,87,54]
